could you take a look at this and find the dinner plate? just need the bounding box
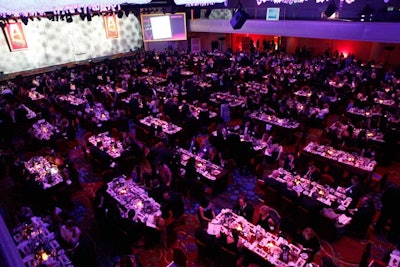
[212,169,220,176]
[13,233,23,243]
[300,252,309,259]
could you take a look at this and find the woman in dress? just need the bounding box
[256,205,280,232]
[197,197,216,228]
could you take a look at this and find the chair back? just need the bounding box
[219,247,237,267]
[320,174,335,186]
[263,186,279,209]
[172,248,187,267]
[279,196,296,218]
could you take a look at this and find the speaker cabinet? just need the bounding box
[230,8,248,30]
[324,1,337,17]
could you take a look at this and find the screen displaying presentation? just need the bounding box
[141,13,187,42]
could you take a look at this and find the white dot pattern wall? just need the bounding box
[0,14,143,74]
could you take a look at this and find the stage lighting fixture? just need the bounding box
[117,10,123,18]
[66,12,73,23]
[21,16,29,25]
[359,4,374,21]
[324,0,338,18]
[230,1,248,30]
[87,7,92,21]
[79,7,86,20]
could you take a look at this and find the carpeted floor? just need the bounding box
[2,119,398,267]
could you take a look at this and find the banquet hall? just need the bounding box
[0,1,400,267]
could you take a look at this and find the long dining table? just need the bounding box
[301,142,377,178]
[106,176,162,228]
[177,148,228,194]
[208,209,310,267]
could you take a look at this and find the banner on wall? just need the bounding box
[104,14,119,39]
[4,22,28,51]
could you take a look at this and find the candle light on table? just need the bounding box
[41,251,49,261]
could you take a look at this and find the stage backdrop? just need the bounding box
[0,14,143,75]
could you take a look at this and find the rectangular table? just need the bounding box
[12,216,72,267]
[88,132,124,159]
[106,176,161,227]
[24,156,65,190]
[177,148,228,194]
[208,209,308,267]
[302,142,377,177]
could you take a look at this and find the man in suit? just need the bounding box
[347,196,376,239]
[281,181,300,203]
[304,163,321,182]
[345,175,362,209]
[283,154,298,173]
[233,195,254,222]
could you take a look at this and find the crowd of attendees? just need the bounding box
[0,45,399,266]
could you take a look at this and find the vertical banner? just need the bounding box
[104,14,119,39]
[4,22,28,51]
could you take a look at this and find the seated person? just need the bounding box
[215,228,244,265]
[258,170,284,191]
[303,163,321,182]
[60,219,81,248]
[232,195,254,222]
[256,205,280,232]
[15,205,33,224]
[281,181,300,203]
[282,154,298,173]
[294,227,321,261]
[299,191,324,214]
[345,175,362,209]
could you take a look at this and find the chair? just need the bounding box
[295,205,315,230]
[268,208,281,232]
[279,196,296,219]
[218,247,238,267]
[100,169,114,182]
[319,137,332,146]
[84,132,94,143]
[172,248,187,267]
[359,243,371,267]
[316,213,337,242]
[55,138,70,156]
[370,172,389,193]
[194,238,211,265]
[267,145,284,169]
[262,186,280,209]
[320,174,335,186]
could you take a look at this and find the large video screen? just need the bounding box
[141,13,187,42]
